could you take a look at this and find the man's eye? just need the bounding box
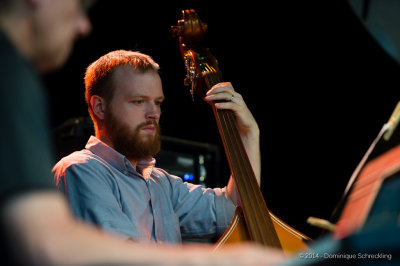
[132,100,143,104]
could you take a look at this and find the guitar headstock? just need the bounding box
[171,9,222,101]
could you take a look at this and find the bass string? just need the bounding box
[204,71,281,247]
[218,108,280,246]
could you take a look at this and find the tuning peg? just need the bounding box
[171,20,184,37]
[184,77,191,87]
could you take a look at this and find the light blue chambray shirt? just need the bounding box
[53,136,235,243]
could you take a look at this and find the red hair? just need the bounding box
[84,50,160,122]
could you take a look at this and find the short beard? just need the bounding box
[104,109,161,162]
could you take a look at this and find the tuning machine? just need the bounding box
[183,53,197,101]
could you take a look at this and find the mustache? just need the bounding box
[137,121,160,130]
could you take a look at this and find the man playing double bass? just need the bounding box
[52,49,262,244]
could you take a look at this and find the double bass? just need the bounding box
[171,10,309,255]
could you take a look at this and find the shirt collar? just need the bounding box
[85,136,155,178]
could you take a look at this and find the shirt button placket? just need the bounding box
[146,179,157,241]
[124,160,130,175]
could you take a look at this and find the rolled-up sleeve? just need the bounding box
[213,186,236,236]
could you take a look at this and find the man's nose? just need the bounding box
[145,103,161,121]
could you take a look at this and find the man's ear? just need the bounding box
[90,95,106,120]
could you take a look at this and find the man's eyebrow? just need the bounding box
[82,0,97,11]
[128,95,165,100]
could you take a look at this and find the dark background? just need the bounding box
[44,0,400,240]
